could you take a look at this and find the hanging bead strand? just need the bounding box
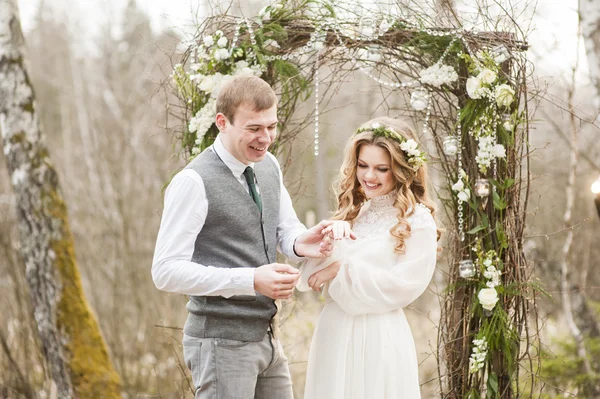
[314,52,320,157]
[423,96,432,136]
[229,21,243,56]
[457,111,465,242]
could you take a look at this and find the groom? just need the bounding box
[152,75,332,398]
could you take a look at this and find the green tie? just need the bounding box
[243,166,262,214]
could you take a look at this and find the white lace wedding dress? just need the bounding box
[297,192,438,399]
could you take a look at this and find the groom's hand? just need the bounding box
[295,220,356,258]
[294,220,335,258]
[254,263,299,300]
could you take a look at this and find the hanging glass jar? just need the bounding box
[491,44,511,64]
[366,45,381,63]
[459,259,476,278]
[360,16,375,39]
[410,87,429,111]
[474,178,491,197]
[443,136,459,156]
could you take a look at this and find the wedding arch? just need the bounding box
[167,3,538,398]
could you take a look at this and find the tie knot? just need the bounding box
[243,166,262,213]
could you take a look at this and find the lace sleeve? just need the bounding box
[407,203,437,232]
[327,208,437,315]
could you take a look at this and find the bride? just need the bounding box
[297,117,439,399]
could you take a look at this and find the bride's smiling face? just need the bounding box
[356,144,395,199]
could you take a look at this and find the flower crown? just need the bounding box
[355,122,427,171]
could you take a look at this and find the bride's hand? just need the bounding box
[308,261,342,292]
[321,221,356,241]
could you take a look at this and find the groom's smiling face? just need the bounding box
[218,103,278,165]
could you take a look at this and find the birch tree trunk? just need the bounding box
[580,0,600,107]
[560,69,600,396]
[560,85,589,375]
[0,1,121,398]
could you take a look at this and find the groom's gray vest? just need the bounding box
[183,148,280,341]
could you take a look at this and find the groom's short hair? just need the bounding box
[217,76,277,124]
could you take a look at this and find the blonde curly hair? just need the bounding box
[330,117,440,253]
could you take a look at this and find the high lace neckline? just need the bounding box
[369,189,397,210]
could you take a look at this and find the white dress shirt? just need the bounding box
[152,135,307,297]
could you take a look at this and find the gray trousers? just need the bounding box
[182,331,293,399]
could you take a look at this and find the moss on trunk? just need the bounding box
[48,189,122,398]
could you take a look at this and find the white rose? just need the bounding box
[477,68,497,85]
[495,84,515,108]
[478,288,499,311]
[452,180,464,192]
[466,77,485,99]
[503,120,513,132]
[203,36,214,47]
[400,139,418,152]
[217,36,228,48]
[371,122,381,129]
[457,190,470,202]
[492,144,506,158]
[199,75,215,93]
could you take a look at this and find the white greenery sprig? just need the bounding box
[469,338,488,374]
[476,249,502,311]
[475,135,506,174]
[419,63,458,88]
[461,50,514,174]
[452,168,470,203]
[172,31,265,154]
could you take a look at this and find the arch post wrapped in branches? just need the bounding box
[166,2,538,398]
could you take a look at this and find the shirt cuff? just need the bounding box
[231,268,256,296]
[283,231,306,262]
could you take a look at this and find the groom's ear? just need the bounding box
[215,113,228,132]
